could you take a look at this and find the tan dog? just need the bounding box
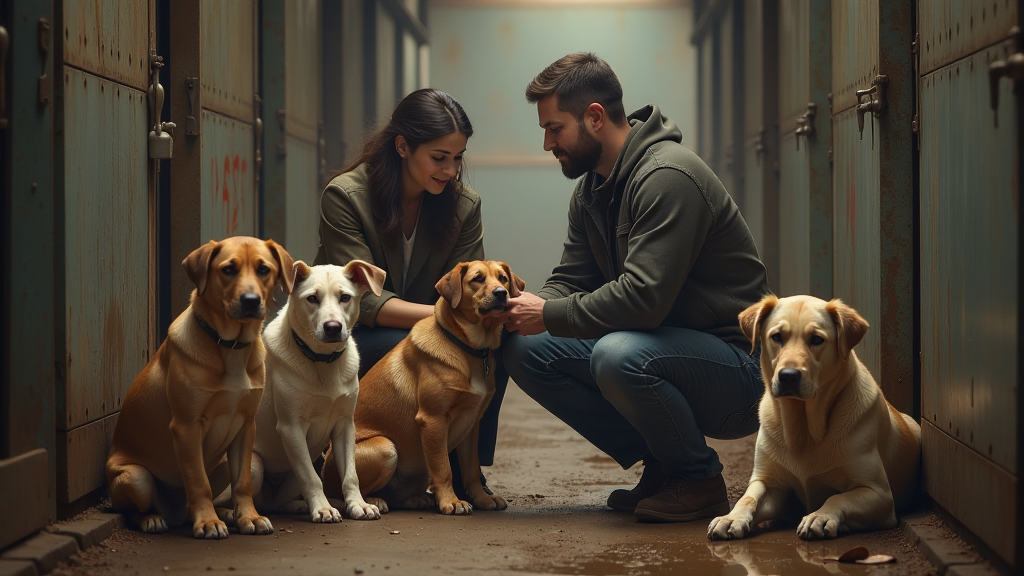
[323,260,523,515]
[707,295,921,541]
[106,237,294,539]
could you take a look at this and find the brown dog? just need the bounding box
[106,236,294,539]
[323,260,523,515]
[707,295,921,540]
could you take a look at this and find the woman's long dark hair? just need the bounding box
[341,88,474,247]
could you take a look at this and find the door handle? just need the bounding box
[855,75,889,143]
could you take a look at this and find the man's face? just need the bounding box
[537,95,602,180]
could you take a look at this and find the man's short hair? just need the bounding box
[525,52,627,126]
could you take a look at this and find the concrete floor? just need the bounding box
[53,383,952,576]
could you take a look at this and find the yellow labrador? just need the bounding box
[707,295,921,540]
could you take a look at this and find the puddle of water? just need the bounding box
[532,538,900,575]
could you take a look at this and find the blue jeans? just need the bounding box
[352,325,509,467]
[502,328,763,479]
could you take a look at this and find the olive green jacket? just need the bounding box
[314,164,485,327]
[539,105,769,348]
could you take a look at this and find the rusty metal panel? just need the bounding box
[285,0,320,143]
[779,0,809,123]
[919,0,1018,75]
[376,4,396,116]
[0,449,48,549]
[922,420,1016,565]
[920,47,1017,476]
[285,137,321,263]
[56,414,117,503]
[830,0,878,113]
[62,68,150,431]
[201,110,257,242]
[63,0,149,90]
[831,107,881,378]
[777,131,810,296]
[200,0,255,122]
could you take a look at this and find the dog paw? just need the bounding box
[236,514,274,536]
[193,518,230,540]
[439,499,473,515]
[401,493,437,510]
[215,507,236,525]
[140,514,168,534]
[472,493,507,511]
[366,497,390,514]
[707,515,750,540]
[346,502,381,520]
[796,512,839,540]
[311,506,343,523]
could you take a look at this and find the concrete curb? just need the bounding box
[900,513,1002,576]
[0,513,123,576]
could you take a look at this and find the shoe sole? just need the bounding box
[607,503,638,513]
[633,501,731,523]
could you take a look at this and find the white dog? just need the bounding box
[248,260,385,523]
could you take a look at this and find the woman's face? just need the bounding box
[398,131,468,197]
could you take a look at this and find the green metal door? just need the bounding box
[777,0,831,298]
[263,0,322,265]
[918,0,1021,566]
[830,0,914,414]
[55,0,155,506]
[169,0,259,316]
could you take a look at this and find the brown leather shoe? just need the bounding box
[606,459,667,512]
[633,473,731,522]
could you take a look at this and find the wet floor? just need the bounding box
[54,384,936,576]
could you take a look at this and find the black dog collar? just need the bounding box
[292,330,347,364]
[439,325,490,377]
[194,314,252,350]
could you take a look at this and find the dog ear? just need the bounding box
[499,262,525,297]
[345,259,386,297]
[738,295,779,354]
[435,262,468,308]
[825,299,869,357]
[293,261,312,289]
[265,239,296,294]
[182,240,221,296]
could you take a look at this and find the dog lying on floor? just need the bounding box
[243,260,385,523]
[323,260,523,515]
[707,295,921,541]
[106,236,293,538]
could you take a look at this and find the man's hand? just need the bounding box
[497,291,547,336]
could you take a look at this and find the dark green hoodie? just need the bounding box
[538,105,769,348]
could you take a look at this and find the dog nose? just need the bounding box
[239,293,262,310]
[492,286,508,302]
[776,368,802,396]
[323,321,342,336]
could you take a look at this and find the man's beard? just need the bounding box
[553,125,602,180]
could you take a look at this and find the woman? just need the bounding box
[314,88,506,489]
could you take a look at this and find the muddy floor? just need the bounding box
[55,383,952,576]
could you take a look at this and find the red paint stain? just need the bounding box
[211,154,248,235]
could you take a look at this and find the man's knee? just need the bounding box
[592,332,646,399]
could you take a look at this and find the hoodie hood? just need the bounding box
[587,105,683,202]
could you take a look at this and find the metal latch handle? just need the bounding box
[795,102,816,150]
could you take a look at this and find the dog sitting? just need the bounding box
[707,295,921,541]
[106,237,293,539]
[245,260,385,523]
[323,260,523,515]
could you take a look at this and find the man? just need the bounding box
[499,52,769,523]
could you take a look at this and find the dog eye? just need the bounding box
[256,264,271,276]
[306,294,319,304]
[340,294,352,303]
[471,274,484,283]
[498,274,508,283]
[770,333,783,343]
[222,264,238,276]
[810,335,825,345]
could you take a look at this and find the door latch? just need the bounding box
[148,50,176,160]
[988,26,1024,128]
[185,77,199,136]
[856,75,889,144]
[795,102,817,150]
[37,18,51,105]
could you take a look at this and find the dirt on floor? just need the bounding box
[51,383,962,576]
